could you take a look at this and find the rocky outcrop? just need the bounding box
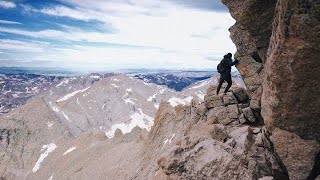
[137,87,288,180]
[0,97,69,179]
[222,0,320,179]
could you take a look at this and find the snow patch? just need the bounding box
[122,89,136,105]
[56,79,69,87]
[105,108,154,138]
[90,75,100,79]
[196,91,205,101]
[112,78,120,82]
[159,88,166,94]
[168,96,193,107]
[46,122,54,128]
[48,174,53,180]
[49,102,60,112]
[62,111,70,121]
[57,87,90,102]
[102,102,107,110]
[147,94,156,102]
[32,143,57,173]
[63,147,76,155]
[163,134,175,147]
[111,84,119,88]
[189,80,210,89]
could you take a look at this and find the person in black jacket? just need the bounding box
[216,53,239,95]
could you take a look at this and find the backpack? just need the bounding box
[217,58,228,74]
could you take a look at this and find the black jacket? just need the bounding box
[220,56,238,78]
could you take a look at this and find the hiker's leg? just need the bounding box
[216,77,224,94]
[224,75,232,93]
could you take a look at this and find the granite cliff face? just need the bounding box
[222,0,320,179]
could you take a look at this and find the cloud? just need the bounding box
[3,0,235,70]
[22,5,106,22]
[0,39,45,52]
[0,0,16,9]
[165,0,228,11]
[0,19,22,25]
[0,8,235,53]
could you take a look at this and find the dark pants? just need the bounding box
[216,74,232,94]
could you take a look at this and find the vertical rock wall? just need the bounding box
[222,0,320,179]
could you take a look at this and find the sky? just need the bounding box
[0,0,236,71]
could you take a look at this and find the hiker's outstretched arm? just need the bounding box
[229,59,239,66]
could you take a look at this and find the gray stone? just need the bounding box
[229,126,254,153]
[206,109,219,124]
[242,107,256,122]
[225,138,236,148]
[239,114,247,124]
[250,99,261,111]
[206,84,217,96]
[209,124,227,142]
[271,128,320,180]
[252,128,261,134]
[222,92,238,106]
[204,94,223,109]
[232,87,249,103]
[227,104,239,119]
[213,106,228,120]
[254,133,263,146]
[196,103,207,116]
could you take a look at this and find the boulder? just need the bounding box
[206,84,217,96]
[252,128,261,134]
[232,87,249,103]
[242,107,256,122]
[254,133,263,146]
[225,138,236,148]
[227,104,239,119]
[208,124,227,142]
[250,99,261,111]
[239,113,248,124]
[206,105,240,126]
[204,94,223,109]
[229,126,254,153]
[196,103,207,116]
[222,92,238,106]
[158,139,253,179]
[271,128,320,180]
[250,87,262,111]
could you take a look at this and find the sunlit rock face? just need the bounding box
[222,0,320,179]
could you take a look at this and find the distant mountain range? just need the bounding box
[0,68,244,116]
[0,67,77,76]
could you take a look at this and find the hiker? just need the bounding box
[216,53,239,95]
